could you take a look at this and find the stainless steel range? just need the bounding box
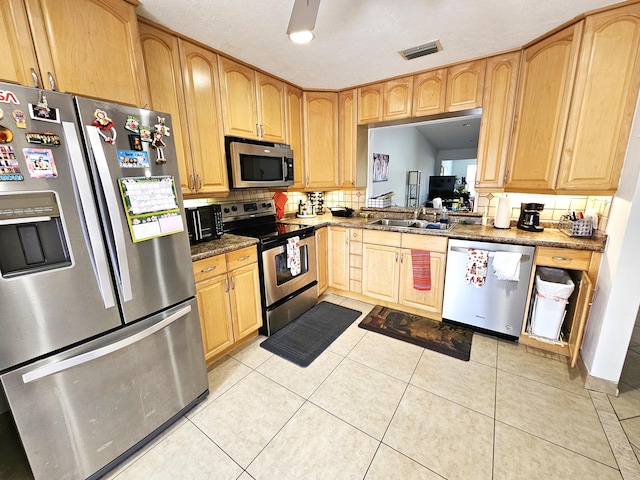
[221,201,318,335]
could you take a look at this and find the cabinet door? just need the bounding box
[339,89,358,188]
[362,243,399,303]
[256,72,286,142]
[180,40,229,195]
[25,0,149,106]
[139,22,194,195]
[285,84,305,189]
[506,23,583,193]
[316,227,328,294]
[0,0,39,86]
[303,91,339,189]
[328,226,349,290]
[568,271,593,368]
[412,69,446,117]
[445,60,486,111]
[475,52,520,190]
[383,77,413,121]
[218,57,259,139]
[196,275,233,361]
[357,84,383,124]
[558,4,640,194]
[229,262,262,341]
[398,249,445,314]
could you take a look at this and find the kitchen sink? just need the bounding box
[368,218,455,232]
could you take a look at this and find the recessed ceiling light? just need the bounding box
[289,30,315,44]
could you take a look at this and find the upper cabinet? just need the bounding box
[445,60,486,111]
[179,39,229,195]
[412,69,447,117]
[383,77,413,121]
[475,51,521,190]
[218,57,286,142]
[357,83,383,124]
[506,23,584,193]
[0,0,40,86]
[557,3,640,194]
[339,88,367,188]
[285,84,305,189]
[22,0,149,106]
[303,91,339,189]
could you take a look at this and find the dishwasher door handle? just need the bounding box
[449,246,530,262]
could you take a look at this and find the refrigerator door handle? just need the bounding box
[22,304,192,384]
[86,126,133,302]
[63,121,116,309]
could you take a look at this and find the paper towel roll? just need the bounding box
[494,197,511,229]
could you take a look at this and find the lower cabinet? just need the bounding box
[520,246,600,367]
[328,226,350,290]
[361,230,447,317]
[316,227,328,294]
[193,246,262,363]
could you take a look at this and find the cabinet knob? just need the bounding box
[201,266,216,273]
[30,68,40,89]
[237,255,250,261]
[552,256,572,262]
[48,72,56,91]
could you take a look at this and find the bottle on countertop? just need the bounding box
[298,200,303,215]
[440,206,448,224]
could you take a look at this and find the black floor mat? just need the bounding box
[260,301,362,367]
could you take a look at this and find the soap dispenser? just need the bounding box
[440,207,448,224]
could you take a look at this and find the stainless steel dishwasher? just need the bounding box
[442,239,535,339]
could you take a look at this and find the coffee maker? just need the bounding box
[517,203,544,232]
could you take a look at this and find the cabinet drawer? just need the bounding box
[227,246,258,270]
[535,247,592,271]
[193,254,227,283]
[362,229,401,247]
[401,233,447,253]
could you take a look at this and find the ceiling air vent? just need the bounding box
[400,40,442,60]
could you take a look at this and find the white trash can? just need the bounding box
[530,267,575,340]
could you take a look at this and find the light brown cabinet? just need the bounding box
[21,0,149,106]
[520,246,600,368]
[361,230,447,317]
[339,89,367,188]
[328,226,350,290]
[445,60,486,111]
[475,51,521,190]
[383,77,413,121]
[303,91,339,189]
[193,246,262,364]
[139,22,193,195]
[285,84,305,189]
[412,69,447,117]
[179,39,229,195]
[357,84,383,124]
[218,57,286,142]
[557,3,640,194]
[0,0,39,87]
[316,227,328,294]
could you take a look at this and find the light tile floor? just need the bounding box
[5,296,640,479]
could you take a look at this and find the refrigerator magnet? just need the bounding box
[0,146,23,181]
[28,93,59,123]
[117,149,149,168]
[128,134,143,151]
[124,115,140,133]
[92,109,117,144]
[151,132,166,164]
[0,125,13,143]
[0,107,3,119]
[154,116,171,137]
[25,132,61,147]
[139,125,152,142]
[12,110,26,128]
[23,147,58,178]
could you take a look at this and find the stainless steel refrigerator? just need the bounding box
[0,83,208,479]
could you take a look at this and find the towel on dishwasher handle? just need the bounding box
[465,248,489,288]
[410,250,431,291]
[492,251,522,281]
[287,236,301,276]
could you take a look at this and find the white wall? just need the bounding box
[581,96,640,383]
[368,126,437,206]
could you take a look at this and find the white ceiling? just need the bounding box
[136,0,624,90]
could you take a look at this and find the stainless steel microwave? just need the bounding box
[225,136,294,188]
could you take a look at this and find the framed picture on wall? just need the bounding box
[372,153,389,182]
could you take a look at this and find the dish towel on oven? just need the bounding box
[287,236,301,276]
[411,250,431,290]
[465,248,489,288]
[492,251,522,281]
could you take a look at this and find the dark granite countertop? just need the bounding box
[190,234,259,262]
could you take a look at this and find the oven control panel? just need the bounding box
[220,201,275,221]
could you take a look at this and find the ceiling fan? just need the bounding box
[287,0,321,44]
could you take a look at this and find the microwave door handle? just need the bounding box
[86,126,133,302]
[63,122,116,309]
[195,210,202,241]
[283,158,289,180]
